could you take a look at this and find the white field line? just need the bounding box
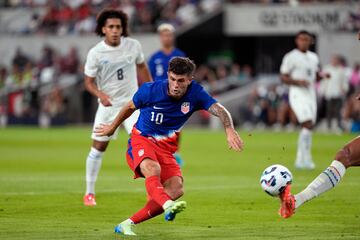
[1,184,257,196]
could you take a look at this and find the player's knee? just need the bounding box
[92,140,108,152]
[176,187,184,199]
[140,159,161,177]
[169,186,184,200]
[335,146,351,168]
[301,121,313,130]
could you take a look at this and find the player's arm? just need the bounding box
[94,100,136,137]
[137,62,153,84]
[84,75,112,106]
[357,92,360,101]
[280,74,309,88]
[207,103,244,152]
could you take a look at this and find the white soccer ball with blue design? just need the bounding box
[260,164,293,197]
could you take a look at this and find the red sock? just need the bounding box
[130,200,164,224]
[145,175,171,207]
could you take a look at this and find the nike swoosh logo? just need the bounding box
[153,105,165,110]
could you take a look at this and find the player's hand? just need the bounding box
[99,93,112,107]
[226,128,244,152]
[296,80,310,88]
[356,93,360,101]
[94,124,116,137]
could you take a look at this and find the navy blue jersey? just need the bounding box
[132,80,217,150]
[148,48,186,82]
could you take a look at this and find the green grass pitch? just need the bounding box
[1,127,360,239]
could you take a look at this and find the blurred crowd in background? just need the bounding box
[0,43,254,126]
[0,0,222,35]
[1,0,359,35]
[243,55,360,133]
[1,44,360,133]
[0,0,359,133]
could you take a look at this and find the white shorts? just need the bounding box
[91,103,139,142]
[289,93,317,124]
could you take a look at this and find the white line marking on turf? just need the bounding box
[2,185,251,196]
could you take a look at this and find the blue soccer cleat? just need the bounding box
[114,220,136,236]
[164,201,187,221]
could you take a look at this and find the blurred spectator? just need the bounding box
[176,0,199,25]
[58,47,80,74]
[0,67,7,89]
[159,1,181,27]
[38,45,56,70]
[40,2,59,34]
[350,62,360,92]
[12,47,31,74]
[74,2,95,34]
[22,13,41,34]
[194,64,217,91]
[38,45,57,84]
[199,0,221,14]
[346,6,360,32]
[39,87,65,128]
[0,67,7,127]
[213,64,230,93]
[41,87,65,117]
[7,48,33,88]
[320,55,348,131]
[1,0,222,35]
[57,2,75,35]
[227,63,242,86]
[344,93,360,133]
[134,6,155,32]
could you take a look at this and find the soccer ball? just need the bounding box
[260,164,293,197]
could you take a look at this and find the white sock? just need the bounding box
[295,160,346,208]
[121,219,134,225]
[295,131,304,166]
[85,147,104,195]
[302,128,313,164]
[162,200,174,210]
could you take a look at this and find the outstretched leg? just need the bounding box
[115,160,186,235]
[280,136,360,218]
[129,176,184,224]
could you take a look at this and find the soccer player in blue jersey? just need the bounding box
[148,23,186,166]
[95,57,244,236]
[148,23,186,82]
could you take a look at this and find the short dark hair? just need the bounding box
[95,9,129,37]
[296,30,312,38]
[168,57,196,76]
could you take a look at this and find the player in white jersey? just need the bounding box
[280,30,329,170]
[83,9,152,206]
[279,93,360,218]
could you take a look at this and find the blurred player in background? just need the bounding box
[280,30,329,170]
[95,57,244,236]
[83,9,152,206]
[279,93,360,218]
[148,23,186,167]
[148,23,186,82]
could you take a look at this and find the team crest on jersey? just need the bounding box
[138,149,144,157]
[126,55,133,63]
[181,102,190,114]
